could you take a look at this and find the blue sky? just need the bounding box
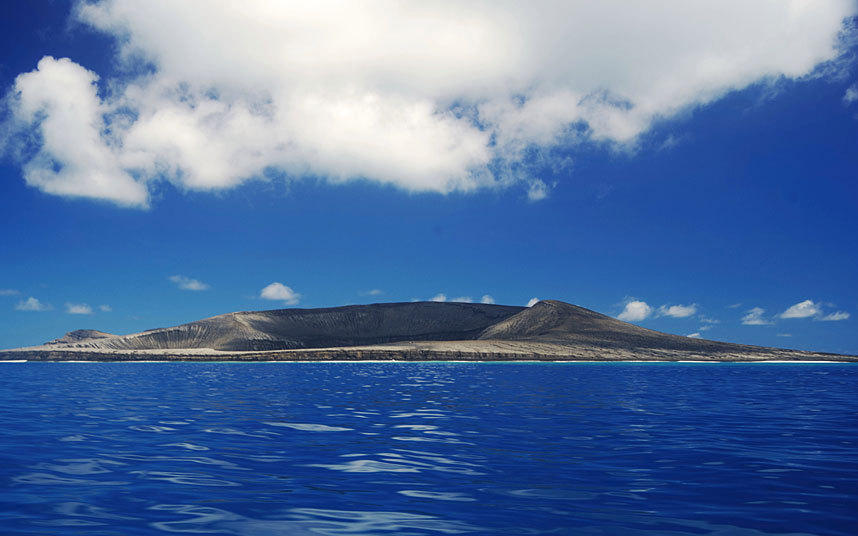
[1,1,857,354]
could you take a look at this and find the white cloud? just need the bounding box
[526,297,540,307]
[727,303,743,309]
[0,289,20,296]
[360,289,384,297]
[687,332,702,339]
[777,333,793,337]
[430,293,447,303]
[779,299,821,319]
[99,304,112,312]
[742,307,772,325]
[15,297,50,311]
[480,294,495,304]
[169,275,209,291]
[617,300,652,322]
[820,311,850,321]
[845,84,858,104]
[9,57,149,207]
[526,180,549,202]
[699,315,720,324]
[451,296,473,303]
[5,1,853,206]
[658,303,698,318]
[260,282,301,305]
[65,302,93,315]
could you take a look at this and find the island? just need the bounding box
[1,300,854,362]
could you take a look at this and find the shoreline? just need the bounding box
[1,358,853,364]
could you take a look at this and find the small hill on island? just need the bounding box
[478,300,757,352]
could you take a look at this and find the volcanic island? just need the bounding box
[1,300,854,362]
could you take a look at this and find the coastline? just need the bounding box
[2,344,855,363]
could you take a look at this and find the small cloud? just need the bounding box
[169,275,210,291]
[480,294,495,304]
[820,311,850,321]
[742,307,772,325]
[99,304,112,312]
[527,179,549,201]
[777,333,793,337]
[658,134,680,151]
[658,303,697,318]
[617,299,652,322]
[0,289,20,296]
[260,282,301,305]
[430,293,447,302]
[451,296,473,303]
[360,289,384,297]
[15,297,51,312]
[65,302,93,315]
[698,325,713,332]
[779,299,820,319]
[727,303,743,309]
[844,84,858,105]
[526,297,540,307]
[699,316,719,325]
[687,332,702,338]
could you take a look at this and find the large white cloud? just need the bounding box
[5,1,854,207]
[10,57,148,206]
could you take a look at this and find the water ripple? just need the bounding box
[1,362,856,536]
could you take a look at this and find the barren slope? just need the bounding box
[479,300,764,354]
[3,300,853,361]
[36,302,523,351]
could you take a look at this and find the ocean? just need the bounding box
[0,362,855,535]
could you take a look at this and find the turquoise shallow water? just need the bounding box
[0,362,856,535]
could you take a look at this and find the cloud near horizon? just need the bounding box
[169,275,210,291]
[779,299,850,321]
[742,307,773,325]
[658,303,698,318]
[15,297,50,311]
[617,300,652,322]
[65,302,93,315]
[260,282,301,305]
[3,1,854,207]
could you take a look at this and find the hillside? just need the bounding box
[31,302,523,352]
[2,300,853,361]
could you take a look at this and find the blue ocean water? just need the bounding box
[0,362,856,535]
